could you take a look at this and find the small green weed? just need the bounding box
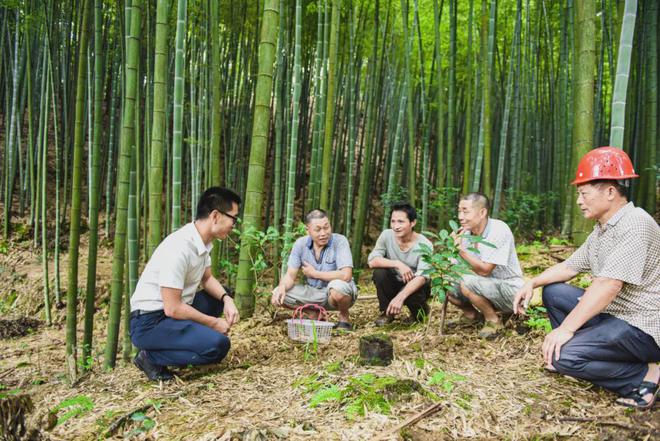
[525,307,552,333]
[0,239,8,254]
[77,345,94,371]
[301,373,415,420]
[124,411,156,437]
[54,395,94,426]
[325,361,342,373]
[0,290,18,315]
[427,369,466,393]
[0,384,22,399]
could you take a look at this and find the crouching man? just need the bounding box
[130,187,242,381]
[513,147,660,409]
[448,193,524,338]
[368,203,433,325]
[271,209,357,330]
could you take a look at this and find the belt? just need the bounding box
[130,309,164,319]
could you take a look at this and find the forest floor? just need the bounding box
[0,226,659,441]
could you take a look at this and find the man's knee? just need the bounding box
[328,288,352,307]
[551,342,586,374]
[205,333,231,363]
[542,283,566,307]
[372,268,389,285]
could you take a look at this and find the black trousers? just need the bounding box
[543,283,660,398]
[373,268,430,319]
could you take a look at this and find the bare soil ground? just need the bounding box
[0,232,658,440]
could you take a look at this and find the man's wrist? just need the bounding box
[559,324,576,334]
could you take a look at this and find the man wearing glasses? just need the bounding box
[130,187,242,381]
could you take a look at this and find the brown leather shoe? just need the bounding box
[478,321,503,339]
[374,314,395,327]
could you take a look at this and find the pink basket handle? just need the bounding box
[292,303,329,322]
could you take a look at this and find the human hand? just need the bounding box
[212,317,230,335]
[223,297,240,326]
[396,262,414,283]
[386,293,406,316]
[301,262,318,279]
[542,326,574,367]
[271,286,286,307]
[513,280,535,315]
[451,228,466,251]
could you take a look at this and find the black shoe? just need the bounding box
[335,321,355,331]
[374,314,395,327]
[133,350,174,381]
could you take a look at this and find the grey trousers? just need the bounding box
[543,283,660,398]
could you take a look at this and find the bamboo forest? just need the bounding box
[0,0,658,438]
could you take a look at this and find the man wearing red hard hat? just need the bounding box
[513,146,660,409]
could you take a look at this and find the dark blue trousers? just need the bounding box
[543,283,660,397]
[130,290,231,367]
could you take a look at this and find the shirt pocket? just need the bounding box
[324,249,336,266]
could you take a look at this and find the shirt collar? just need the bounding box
[605,202,634,227]
[188,222,213,255]
[306,234,334,249]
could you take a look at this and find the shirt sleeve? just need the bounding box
[564,233,593,273]
[595,229,646,285]
[335,235,354,269]
[367,231,389,262]
[479,226,511,267]
[158,252,188,290]
[287,238,304,269]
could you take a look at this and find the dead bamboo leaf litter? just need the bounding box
[0,239,657,439]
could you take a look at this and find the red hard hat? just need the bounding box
[571,146,639,185]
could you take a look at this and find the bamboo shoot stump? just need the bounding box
[359,334,394,366]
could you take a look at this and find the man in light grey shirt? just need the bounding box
[368,202,433,325]
[448,193,524,338]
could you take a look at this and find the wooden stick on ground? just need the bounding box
[374,402,444,440]
[104,403,153,437]
[556,416,643,432]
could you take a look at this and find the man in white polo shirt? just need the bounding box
[130,187,241,381]
[448,192,524,339]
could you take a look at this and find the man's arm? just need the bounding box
[542,277,622,365]
[368,257,414,283]
[161,287,229,334]
[302,264,352,283]
[272,266,299,306]
[458,250,495,277]
[513,262,578,314]
[201,267,239,326]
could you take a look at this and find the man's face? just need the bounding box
[390,210,415,238]
[306,217,332,247]
[457,199,486,232]
[576,183,611,220]
[211,202,239,240]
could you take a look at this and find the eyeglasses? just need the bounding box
[220,210,239,225]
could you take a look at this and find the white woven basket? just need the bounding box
[286,318,334,343]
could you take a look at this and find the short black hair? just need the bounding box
[460,192,490,212]
[390,202,417,222]
[588,179,629,199]
[305,209,328,225]
[195,187,242,220]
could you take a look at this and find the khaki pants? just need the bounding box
[283,280,357,310]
